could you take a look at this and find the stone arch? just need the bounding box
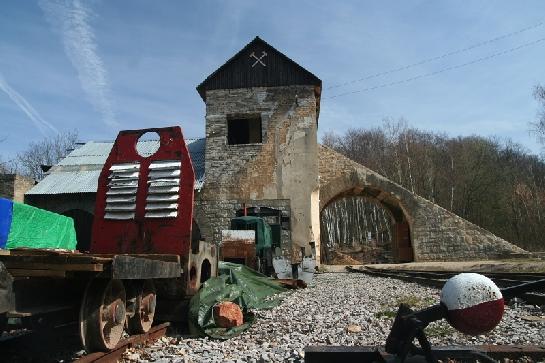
[319,173,414,263]
[318,145,527,262]
[62,209,94,252]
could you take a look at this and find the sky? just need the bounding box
[1,1,545,162]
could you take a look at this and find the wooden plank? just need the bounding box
[93,253,180,263]
[7,248,73,256]
[8,269,66,278]
[0,254,112,266]
[3,261,103,272]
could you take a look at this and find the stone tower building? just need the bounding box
[194,37,323,261]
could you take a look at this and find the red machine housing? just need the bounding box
[91,127,195,256]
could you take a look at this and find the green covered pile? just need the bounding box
[0,198,77,250]
[188,262,287,339]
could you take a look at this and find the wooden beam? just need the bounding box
[8,269,66,278]
[112,256,181,279]
[3,262,103,272]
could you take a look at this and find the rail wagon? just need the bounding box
[0,126,217,352]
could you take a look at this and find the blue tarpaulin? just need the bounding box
[0,198,14,249]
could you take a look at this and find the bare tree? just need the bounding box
[321,120,545,252]
[0,136,13,175]
[16,130,79,180]
[532,84,545,146]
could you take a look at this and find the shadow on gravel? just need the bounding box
[0,324,84,363]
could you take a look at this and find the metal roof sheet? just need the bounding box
[27,170,101,194]
[27,138,206,195]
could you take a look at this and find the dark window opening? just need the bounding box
[200,259,212,283]
[227,116,262,145]
[62,209,93,252]
[191,219,202,254]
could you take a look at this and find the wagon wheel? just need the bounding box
[127,279,156,334]
[79,279,126,352]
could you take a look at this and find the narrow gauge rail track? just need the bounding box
[347,266,545,305]
[74,323,169,363]
[0,322,169,363]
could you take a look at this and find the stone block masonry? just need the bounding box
[0,174,35,202]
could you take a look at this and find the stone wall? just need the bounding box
[318,145,527,261]
[199,85,320,260]
[0,174,35,202]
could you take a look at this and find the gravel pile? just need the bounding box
[123,272,545,363]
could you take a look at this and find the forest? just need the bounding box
[321,119,545,256]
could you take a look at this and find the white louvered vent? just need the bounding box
[146,160,181,218]
[105,162,140,220]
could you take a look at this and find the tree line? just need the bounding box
[0,130,78,180]
[322,119,545,252]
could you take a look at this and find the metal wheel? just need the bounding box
[79,279,126,352]
[127,279,156,334]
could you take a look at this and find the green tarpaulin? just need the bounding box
[6,202,77,250]
[230,216,272,252]
[188,262,287,339]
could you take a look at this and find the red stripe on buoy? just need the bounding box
[446,297,504,335]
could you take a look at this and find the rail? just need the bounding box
[346,266,545,305]
[74,323,169,363]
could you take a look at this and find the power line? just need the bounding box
[327,20,544,90]
[325,37,545,100]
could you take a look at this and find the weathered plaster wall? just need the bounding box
[199,85,320,259]
[0,174,35,202]
[318,145,527,261]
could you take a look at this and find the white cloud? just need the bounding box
[39,0,118,127]
[0,72,58,136]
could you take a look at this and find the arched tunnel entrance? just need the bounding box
[62,209,94,252]
[320,186,414,264]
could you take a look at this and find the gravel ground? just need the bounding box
[123,273,545,363]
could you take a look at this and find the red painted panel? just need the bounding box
[90,127,195,256]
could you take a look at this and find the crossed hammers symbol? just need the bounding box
[250,51,267,67]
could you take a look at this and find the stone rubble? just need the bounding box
[123,273,545,363]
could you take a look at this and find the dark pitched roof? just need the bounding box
[197,36,322,102]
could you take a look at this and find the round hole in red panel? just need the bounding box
[136,132,161,157]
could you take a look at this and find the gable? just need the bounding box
[197,37,322,101]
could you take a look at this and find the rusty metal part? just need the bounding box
[80,279,127,352]
[75,322,169,363]
[276,279,307,289]
[305,345,545,363]
[127,279,156,334]
[220,231,257,270]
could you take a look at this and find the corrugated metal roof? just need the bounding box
[27,138,206,195]
[27,170,101,194]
